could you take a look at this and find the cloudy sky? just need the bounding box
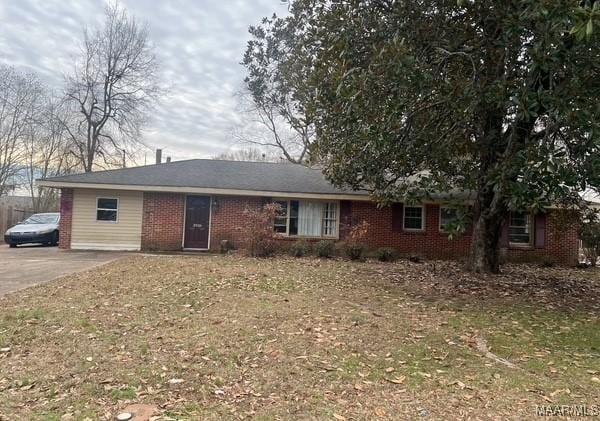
[0,0,288,161]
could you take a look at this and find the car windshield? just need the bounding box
[23,214,59,225]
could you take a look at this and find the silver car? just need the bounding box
[4,213,60,248]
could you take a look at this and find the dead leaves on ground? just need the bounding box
[0,255,598,419]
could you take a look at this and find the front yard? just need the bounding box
[0,255,598,420]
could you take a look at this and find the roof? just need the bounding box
[38,159,369,199]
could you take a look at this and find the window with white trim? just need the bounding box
[96,198,118,222]
[403,206,424,230]
[323,202,338,237]
[272,200,338,237]
[509,211,531,245]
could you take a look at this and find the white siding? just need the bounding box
[71,189,143,250]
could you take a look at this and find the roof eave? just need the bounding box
[37,180,373,201]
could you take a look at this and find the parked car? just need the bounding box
[4,213,60,248]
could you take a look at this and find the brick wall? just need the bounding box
[130,192,579,265]
[58,188,73,249]
[504,209,579,265]
[210,195,263,250]
[141,192,185,251]
[344,202,472,260]
[344,202,578,265]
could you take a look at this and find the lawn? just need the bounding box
[0,255,598,420]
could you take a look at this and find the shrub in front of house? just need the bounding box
[343,220,370,261]
[375,247,398,262]
[289,240,311,257]
[253,238,278,257]
[316,240,335,258]
[238,203,281,258]
[345,243,366,260]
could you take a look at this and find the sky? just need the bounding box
[0,0,289,162]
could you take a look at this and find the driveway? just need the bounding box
[0,245,125,295]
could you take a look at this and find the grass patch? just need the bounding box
[110,387,137,402]
[0,255,597,419]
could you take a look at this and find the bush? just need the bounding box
[375,247,397,262]
[219,239,234,254]
[238,203,280,257]
[345,244,366,260]
[315,240,335,258]
[253,238,277,257]
[289,240,311,257]
[343,220,370,261]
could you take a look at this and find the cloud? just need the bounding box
[0,0,288,160]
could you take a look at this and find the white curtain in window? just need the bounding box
[298,201,323,236]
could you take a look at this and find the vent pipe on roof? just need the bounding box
[166,156,171,163]
[155,149,162,165]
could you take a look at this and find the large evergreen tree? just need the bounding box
[247,0,600,273]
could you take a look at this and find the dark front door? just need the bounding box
[184,196,211,249]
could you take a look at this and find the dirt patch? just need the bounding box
[0,255,598,420]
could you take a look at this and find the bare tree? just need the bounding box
[215,147,280,162]
[241,16,314,164]
[0,65,44,196]
[64,2,160,172]
[24,97,78,211]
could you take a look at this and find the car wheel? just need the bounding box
[9,243,17,248]
[51,231,59,246]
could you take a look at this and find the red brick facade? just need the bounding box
[59,188,580,265]
[502,210,580,264]
[210,196,263,249]
[140,192,185,251]
[58,188,73,249]
[345,202,472,260]
[341,201,579,265]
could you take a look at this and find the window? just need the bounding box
[439,206,472,233]
[272,200,338,237]
[96,198,118,222]
[403,206,424,231]
[273,200,288,233]
[323,202,338,237]
[509,211,531,245]
[439,207,457,232]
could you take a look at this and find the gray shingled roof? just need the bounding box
[40,159,368,196]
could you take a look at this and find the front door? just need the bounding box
[184,196,211,249]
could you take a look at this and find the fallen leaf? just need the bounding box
[387,376,406,384]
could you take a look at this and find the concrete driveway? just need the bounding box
[0,245,125,295]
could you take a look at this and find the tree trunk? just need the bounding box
[467,210,504,274]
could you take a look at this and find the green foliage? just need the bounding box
[248,0,600,272]
[375,247,398,262]
[289,240,311,257]
[242,14,314,163]
[441,205,473,240]
[315,240,335,258]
